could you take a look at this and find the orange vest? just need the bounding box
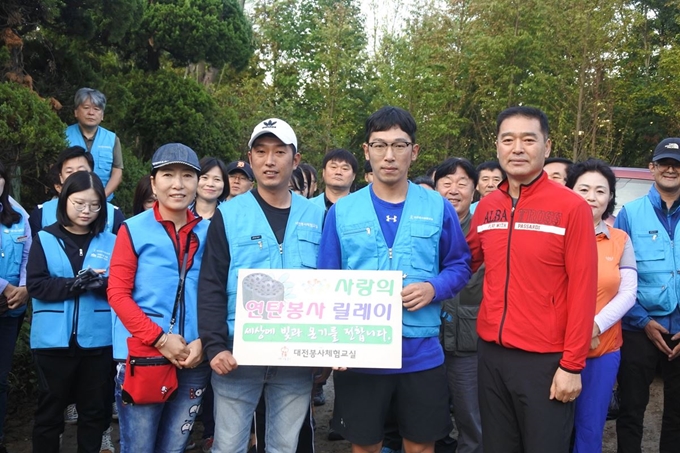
[589,226,628,358]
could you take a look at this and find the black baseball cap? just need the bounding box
[226,160,254,181]
[653,138,680,162]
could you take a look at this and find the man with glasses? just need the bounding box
[318,106,471,453]
[614,137,680,453]
[225,160,254,200]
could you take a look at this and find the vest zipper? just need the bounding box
[278,244,283,255]
[79,248,83,257]
[71,294,80,341]
[388,248,393,260]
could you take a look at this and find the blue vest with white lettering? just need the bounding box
[625,195,680,316]
[0,212,28,317]
[334,183,443,338]
[111,209,208,360]
[30,231,116,349]
[41,199,116,234]
[220,192,324,340]
[65,124,116,194]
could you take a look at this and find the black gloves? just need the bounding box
[69,268,104,293]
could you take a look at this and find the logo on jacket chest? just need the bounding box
[483,210,508,223]
[516,209,562,226]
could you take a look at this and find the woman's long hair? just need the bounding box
[0,162,22,228]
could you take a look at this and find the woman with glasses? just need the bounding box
[0,162,31,453]
[565,159,638,452]
[27,171,115,453]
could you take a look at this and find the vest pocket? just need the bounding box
[633,233,665,261]
[410,224,440,272]
[456,305,479,353]
[297,229,321,268]
[340,226,378,270]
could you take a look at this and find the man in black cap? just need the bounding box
[614,137,680,453]
[225,160,254,201]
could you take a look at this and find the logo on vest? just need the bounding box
[386,215,398,223]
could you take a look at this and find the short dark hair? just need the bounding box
[434,158,479,187]
[0,162,21,228]
[425,165,438,179]
[57,171,108,235]
[199,156,229,201]
[544,157,574,167]
[565,158,617,220]
[412,176,435,189]
[53,146,94,175]
[476,161,506,179]
[365,106,417,143]
[496,106,550,141]
[132,175,154,215]
[363,160,372,174]
[322,149,358,174]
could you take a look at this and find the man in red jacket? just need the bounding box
[466,106,598,453]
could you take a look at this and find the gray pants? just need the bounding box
[445,353,483,453]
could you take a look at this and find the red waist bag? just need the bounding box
[121,336,178,405]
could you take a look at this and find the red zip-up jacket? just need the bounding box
[467,172,597,372]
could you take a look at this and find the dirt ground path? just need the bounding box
[5,377,664,452]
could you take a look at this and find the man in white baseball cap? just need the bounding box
[248,118,298,152]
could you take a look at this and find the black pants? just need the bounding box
[616,329,680,453]
[478,340,574,453]
[32,349,112,453]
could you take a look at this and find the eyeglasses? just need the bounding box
[68,198,102,212]
[654,161,680,171]
[228,174,250,182]
[367,142,413,154]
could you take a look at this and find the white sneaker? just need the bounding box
[100,425,115,453]
[64,404,78,425]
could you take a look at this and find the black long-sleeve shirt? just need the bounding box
[197,190,290,362]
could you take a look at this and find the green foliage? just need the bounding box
[140,0,253,70]
[111,146,150,217]
[116,70,241,161]
[0,82,66,209]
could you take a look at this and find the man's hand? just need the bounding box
[5,285,28,309]
[644,320,672,355]
[401,282,435,311]
[669,332,680,361]
[549,368,581,403]
[210,350,238,375]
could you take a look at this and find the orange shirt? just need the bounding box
[590,226,629,358]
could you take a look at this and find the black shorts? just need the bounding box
[331,366,452,446]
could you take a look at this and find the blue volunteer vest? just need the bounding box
[310,193,326,210]
[334,184,444,338]
[40,199,116,234]
[219,192,324,339]
[111,209,208,360]
[65,124,116,198]
[625,195,680,316]
[31,230,116,349]
[0,212,28,317]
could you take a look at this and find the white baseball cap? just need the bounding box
[248,118,298,152]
